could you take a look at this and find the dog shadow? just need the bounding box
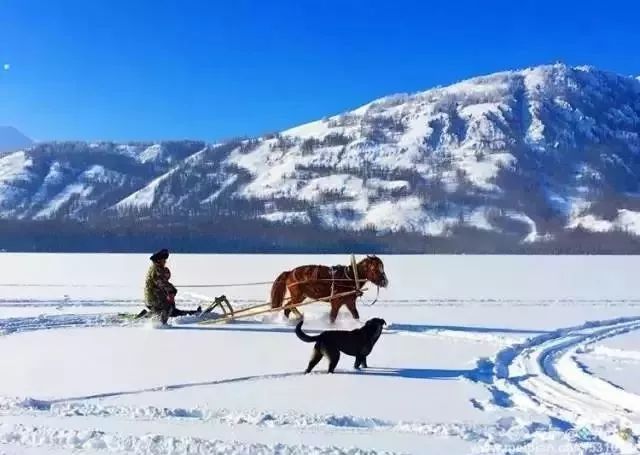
[338,366,470,380]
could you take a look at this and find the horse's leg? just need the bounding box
[345,297,360,321]
[329,299,341,324]
[290,285,304,318]
[285,286,304,319]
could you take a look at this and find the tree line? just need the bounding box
[1,217,640,254]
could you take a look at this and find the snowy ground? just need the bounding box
[0,254,639,454]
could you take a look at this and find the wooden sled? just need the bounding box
[198,288,367,325]
[201,294,234,316]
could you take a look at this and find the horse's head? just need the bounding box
[360,255,389,288]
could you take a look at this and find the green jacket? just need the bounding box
[144,264,177,309]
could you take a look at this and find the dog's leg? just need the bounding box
[306,347,323,374]
[362,356,368,368]
[354,354,365,370]
[327,348,340,374]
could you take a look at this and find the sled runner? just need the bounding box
[119,294,233,322]
[117,312,146,321]
[201,294,234,316]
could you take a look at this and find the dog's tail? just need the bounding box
[271,271,290,310]
[295,320,319,343]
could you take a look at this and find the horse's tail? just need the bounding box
[271,271,290,309]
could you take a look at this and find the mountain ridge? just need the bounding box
[2,63,640,252]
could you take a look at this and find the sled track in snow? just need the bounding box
[0,313,131,337]
[491,316,640,451]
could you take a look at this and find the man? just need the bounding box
[143,248,201,324]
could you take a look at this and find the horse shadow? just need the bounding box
[172,321,548,337]
[171,323,307,335]
[171,325,294,334]
[389,323,549,335]
[171,317,356,335]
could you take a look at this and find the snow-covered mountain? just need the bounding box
[2,63,640,246]
[0,141,205,219]
[0,126,32,154]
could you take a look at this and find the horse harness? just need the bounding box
[289,263,365,302]
[330,264,363,299]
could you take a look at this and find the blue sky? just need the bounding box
[1,0,639,142]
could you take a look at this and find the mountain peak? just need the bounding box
[0,126,33,154]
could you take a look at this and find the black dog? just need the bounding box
[295,318,386,373]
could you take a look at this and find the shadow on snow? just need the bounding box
[170,321,549,336]
[389,323,549,335]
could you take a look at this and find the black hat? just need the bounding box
[150,248,169,262]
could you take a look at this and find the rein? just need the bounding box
[350,254,360,296]
[368,286,380,306]
[349,256,378,306]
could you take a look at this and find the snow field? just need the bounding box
[0,254,639,454]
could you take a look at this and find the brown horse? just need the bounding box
[270,255,388,323]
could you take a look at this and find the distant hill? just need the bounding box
[2,64,640,253]
[0,126,33,154]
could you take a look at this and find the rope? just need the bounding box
[0,281,273,288]
[0,264,368,291]
[176,281,273,288]
[364,286,380,306]
[286,277,366,288]
[350,253,360,295]
[0,283,131,288]
[181,262,369,289]
[330,267,335,300]
[0,281,361,289]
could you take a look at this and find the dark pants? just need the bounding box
[140,296,200,322]
[169,306,200,317]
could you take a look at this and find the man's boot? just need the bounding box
[160,308,170,325]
